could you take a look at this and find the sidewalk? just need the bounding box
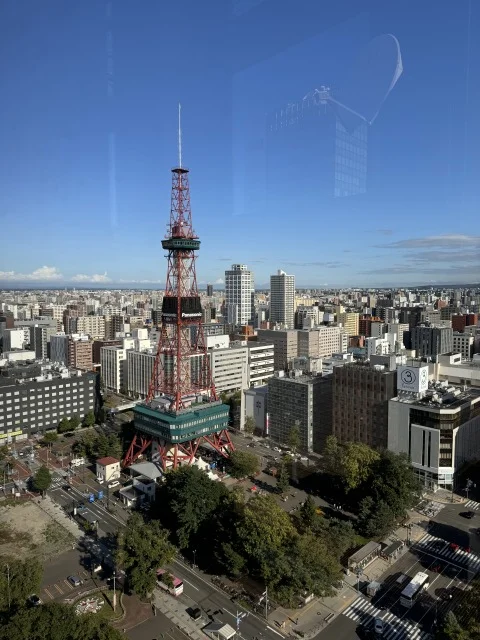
[35,494,83,540]
[152,590,209,640]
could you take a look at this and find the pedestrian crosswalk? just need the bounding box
[50,477,64,490]
[415,533,480,573]
[465,499,480,511]
[342,596,430,639]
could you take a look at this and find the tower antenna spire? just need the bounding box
[178,102,182,168]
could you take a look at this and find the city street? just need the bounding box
[127,613,190,640]
[161,559,285,640]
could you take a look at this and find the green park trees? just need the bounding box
[228,450,259,479]
[32,466,52,496]
[323,436,380,491]
[0,601,123,640]
[243,416,256,435]
[116,513,175,599]
[83,411,95,428]
[0,557,42,615]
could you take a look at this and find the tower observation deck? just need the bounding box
[123,141,233,469]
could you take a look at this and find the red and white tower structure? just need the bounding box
[123,107,234,469]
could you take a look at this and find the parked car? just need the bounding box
[62,485,72,492]
[465,511,475,519]
[67,575,83,587]
[28,594,42,606]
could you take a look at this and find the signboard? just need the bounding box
[397,365,429,393]
[98,491,104,500]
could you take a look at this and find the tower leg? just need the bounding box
[203,429,234,458]
[122,433,152,468]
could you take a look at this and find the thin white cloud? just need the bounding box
[377,234,480,249]
[71,272,111,283]
[0,266,63,281]
[214,278,224,285]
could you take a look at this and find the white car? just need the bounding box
[109,480,120,488]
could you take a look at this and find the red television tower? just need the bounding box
[123,106,233,470]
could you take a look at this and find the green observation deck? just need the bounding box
[133,402,230,444]
[162,238,201,251]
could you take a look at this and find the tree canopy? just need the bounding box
[288,424,301,454]
[116,512,175,598]
[0,601,123,640]
[159,466,227,549]
[357,450,422,537]
[0,556,43,615]
[276,462,289,495]
[33,466,52,495]
[322,436,380,491]
[243,416,256,435]
[57,418,71,434]
[228,450,259,479]
[83,411,95,428]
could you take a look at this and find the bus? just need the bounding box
[156,569,184,596]
[399,572,429,608]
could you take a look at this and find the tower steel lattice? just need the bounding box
[123,113,233,469]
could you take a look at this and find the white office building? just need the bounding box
[270,269,295,329]
[101,346,129,393]
[126,350,156,398]
[388,363,480,490]
[225,264,254,326]
[452,333,475,361]
[2,328,24,352]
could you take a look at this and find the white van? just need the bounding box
[109,480,120,488]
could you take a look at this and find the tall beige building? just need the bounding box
[256,329,298,371]
[76,316,106,340]
[298,326,348,359]
[337,312,359,337]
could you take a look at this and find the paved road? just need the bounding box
[315,508,480,640]
[166,559,285,640]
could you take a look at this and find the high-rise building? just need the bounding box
[268,371,331,452]
[225,264,254,326]
[269,269,295,328]
[388,380,480,491]
[30,325,57,360]
[2,328,24,352]
[207,284,213,297]
[411,326,453,359]
[453,333,474,361]
[0,367,98,441]
[75,316,106,340]
[126,350,156,398]
[50,333,69,365]
[337,311,359,337]
[101,346,129,393]
[333,361,397,449]
[68,335,93,371]
[257,328,298,371]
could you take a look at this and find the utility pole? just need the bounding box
[6,563,11,611]
[193,549,196,569]
[113,569,117,612]
[265,585,268,621]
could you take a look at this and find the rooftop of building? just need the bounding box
[393,380,480,410]
[96,456,120,466]
[271,370,324,384]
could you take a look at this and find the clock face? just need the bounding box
[401,369,416,385]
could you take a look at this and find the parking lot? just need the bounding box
[40,549,94,602]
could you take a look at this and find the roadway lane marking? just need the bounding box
[64,580,75,590]
[54,584,63,594]
[267,626,284,637]
[182,577,199,591]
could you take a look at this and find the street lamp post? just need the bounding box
[113,570,117,612]
[356,568,362,592]
[193,549,196,568]
[5,563,11,611]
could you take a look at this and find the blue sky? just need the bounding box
[0,0,479,288]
